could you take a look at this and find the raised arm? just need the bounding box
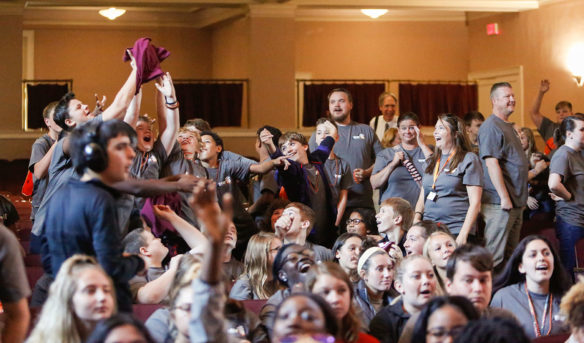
[153,204,207,249]
[135,254,181,304]
[112,174,198,197]
[414,126,433,158]
[101,50,138,121]
[32,141,58,179]
[529,80,550,129]
[484,157,512,210]
[123,88,142,127]
[155,73,180,154]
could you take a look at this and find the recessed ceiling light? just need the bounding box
[99,7,126,20]
[361,9,388,19]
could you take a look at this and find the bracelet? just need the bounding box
[415,211,423,216]
[165,96,176,104]
[165,101,179,110]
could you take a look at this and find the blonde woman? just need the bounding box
[230,232,282,300]
[423,231,456,295]
[27,255,116,343]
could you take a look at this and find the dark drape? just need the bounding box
[175,83,243,127]
[398,83,478,125]
[303,83,385,126]
[26,83,69,129]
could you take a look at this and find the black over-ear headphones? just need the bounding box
[83,121,108,172]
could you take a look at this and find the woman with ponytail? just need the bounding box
[414,114,483,245]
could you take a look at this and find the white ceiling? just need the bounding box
[0,0,560,28]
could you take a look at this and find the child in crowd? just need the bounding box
[230,232,282,300]
[86,314,156,343]
[423,231,456,294]
[345,208,379,237]
[27,255,116,343]
[375,197,414,255]
[260,124,337,247]
[273,202,333,262]
[403,220,444,257]
[332,233,363,283]
[370,255,437,343]
[307,262,380,343]
[122,227,182,304]
[354,247,399,326]
[315,117,353,228]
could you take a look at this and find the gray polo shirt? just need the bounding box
[421,151,483,234]
[478,115,528,207]
[28,134,55,220]
[373,145,426,208]
[550,145,584,227]
[309,122,382,209]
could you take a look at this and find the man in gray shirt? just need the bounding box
[309,88,383,212]
[477,82,529,271]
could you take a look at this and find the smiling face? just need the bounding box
[199,134,222,162]
[395,258,436,311]
[491,86,516,117]
[72,268,115,324]
[178,130,200,160]
[279,245,316,286]
[335,236,362,273]
[224,222,237,249]
[380,95,397,121]
[519,239,554,288]
[273,296,327,342]
[100,134,136,185]
[346,211,368,236]
[425,305,469,343]
[328,91,353,125]
[312,274,351,319]
[398,119,418,145]
[434,118,454,152]
[281,139,308,163]
[65,98,91,128]
[404,225,426,256]
[446,260,492,312]
[135,120,154,152]
[427,234,456,269]
[362,253,395,293]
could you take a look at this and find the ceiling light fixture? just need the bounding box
[99,7,126,20]
[361,9,388,19]
[567,43,584,87]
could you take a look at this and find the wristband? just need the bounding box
[165,101,179,110]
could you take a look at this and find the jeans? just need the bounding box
[556,215,584,278]
[481,204,524,269]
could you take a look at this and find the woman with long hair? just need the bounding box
[27,255,116,343]
[414,114,483,246]
[549,115,584,276]
[230,232,282,300]
[491,235,572,339]
[423,231,456,295]
[332,233,363,283]
[411,296,479,343]
[307,262,379,342]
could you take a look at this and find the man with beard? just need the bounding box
[260,243,316,337]
[309,88,382,216]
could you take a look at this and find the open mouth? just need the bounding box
[297,260,313,273]
[419,289,432,296]
[143,136,152,142]
[536,265,549,271]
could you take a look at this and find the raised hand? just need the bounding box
[539,80,550,94]
[155,72,176,100]
[153,204,178,221]
[126,49,137,70]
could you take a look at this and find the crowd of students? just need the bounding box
[1,49,583,343]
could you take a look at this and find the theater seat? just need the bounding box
[532,333,570,343]
[575,238,584,269]
[133,303,164,322]
[25,266,44,291]
[538,228,560,253]
[242,299,267,315]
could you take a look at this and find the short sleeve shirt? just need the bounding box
[549,145,584,227]
[310,122,382,209]
[130,138,168,180]
[323,157,353,207]
[0,224,31,302]
[28,134,55,219]
[478,115,529,207]
[421,152,483,234]
[373,145,426,208]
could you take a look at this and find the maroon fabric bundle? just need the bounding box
[123,37,170,94]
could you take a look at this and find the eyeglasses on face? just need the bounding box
[346,218,364,225]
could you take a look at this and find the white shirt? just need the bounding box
[369,115,398,141]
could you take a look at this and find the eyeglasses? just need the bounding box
[426,325,465,339]
[346,218,364,225]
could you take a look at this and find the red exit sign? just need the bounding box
[487,23,500,35]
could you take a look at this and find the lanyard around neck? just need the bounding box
[524,281,553,337]
[432,150,455,190]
